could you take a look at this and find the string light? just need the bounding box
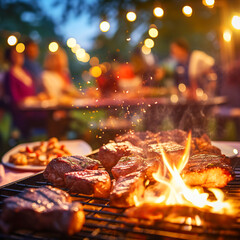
[149,28,158,38]
[67,38,76,48]
[99,21,110,32]
[202,0,215,8]
[90,66,102,78]
[232,15,240,30]
[16,43,25,53]
[126,11,137,22]
[153,7,164,18]
[90,57,100,66]
[78,53,90,63]
[182,6,193,17]
[7,35,18,46]
[144,38,154,48]
[76,48,86,59]
[223,30,232,42]
[71,44,80,53]
[48,42,59,52]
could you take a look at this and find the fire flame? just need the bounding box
[134,132,234,216]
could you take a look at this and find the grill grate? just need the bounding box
[1,157,240,240]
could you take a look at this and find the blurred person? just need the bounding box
[24,39,43,93]
[3,48,40,138]
[42,48,80,99]
[170,39,216,98]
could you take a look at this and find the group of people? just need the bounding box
[0,39,79,138]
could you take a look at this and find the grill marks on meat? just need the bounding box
[0,186,85,235]
[98,141,143,171]
[110,171,145,208]
[181,154,234,188]
[65,170,111,198]
[111,155,163,181]
[43,155,100,186]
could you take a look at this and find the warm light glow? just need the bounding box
[202,0,215,8]
[141,45,151,55]
[223,30,232,42]
[149,28,158,38]
[67,38,76,48]
[153,7,164,18]
[144,38,154,48]
[71,44,80,53]
[7,35,18,46]
[126,11,137,22]
[196,88,204,98]
[232,15,240,30]
[78,53,90,63]
[48,42,59,52]
[76,48,86,59]
[170,94,179,103]
[15,43,25,53]
[90,66,102,78]
[182,6,193,17]
[100,21,110,32]
[178,83,186,92]
[89,57,99,66]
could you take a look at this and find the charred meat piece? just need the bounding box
[110,171,145,208]
[98,141,143,171]
[65,170,111,198]
[181,154,234,188]
[0,186,85,235]
[146,141,185,167]
[43,155,100,187]
[111,156,163,181]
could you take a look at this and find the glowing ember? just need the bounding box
[134,132,235,218]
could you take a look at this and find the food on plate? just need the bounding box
[43,155,100,187]
[98,141,144,171]
[9,137,71,166]
[110,171,145,208]
[111,155,163,181]
[181,154,233,188]
[0,186,85,235]
[65,169,111,198]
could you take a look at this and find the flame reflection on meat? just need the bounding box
[134,132,234,216]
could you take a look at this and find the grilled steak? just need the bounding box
[110,171,145,208]
[146,141,185,168]
[111,155,164,181]
[43,155,100,187]
[181,154,234,188]
[65,170,111,198]
[0,186,85,235]
[98,141,144,171]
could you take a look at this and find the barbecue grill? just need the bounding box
[1,153,240,240]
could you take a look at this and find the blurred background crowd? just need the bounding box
[1,0,240,156]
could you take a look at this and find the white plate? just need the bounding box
[2,140,92,171]
[212,141,239,158]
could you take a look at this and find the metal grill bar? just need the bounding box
[1,158,240,239]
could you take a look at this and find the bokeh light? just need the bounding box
[78,53,90,63]
[202,0,215,8]
[126,11,137,22]
[90,57,100,66]
[144,38,154,48]
[16,43,25,53]
[178,83,186,92]
[141,45,151,55]
[232,15,240,30]
[182,6,193,17]
[76,48,86,59]
[99,21,110,32]
[67,38,76,48]
[223,30,232,42]
[7,35,18,46]
[48,42,59,52]
[71,44,80,53]
[90,66,102,78]
[149,28,158,38]
[153,7,164,18]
